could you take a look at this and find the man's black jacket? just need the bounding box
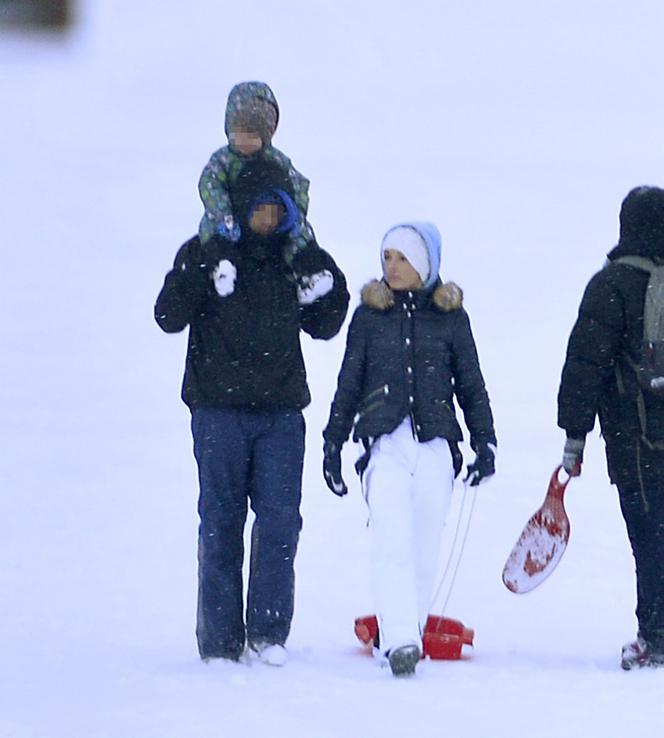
[155,231,349,410]
[558,185,664,489]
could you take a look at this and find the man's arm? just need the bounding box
[558,270,625,437]
[296,246,350,340]
[154,237,211,333]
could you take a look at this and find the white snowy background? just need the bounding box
[2,1,663,736]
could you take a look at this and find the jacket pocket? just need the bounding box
[434,397,456,418]
[357,384,390,418]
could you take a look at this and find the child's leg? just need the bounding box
[411,439,455,628]
[198,213,215,243]
[365,420,421,654]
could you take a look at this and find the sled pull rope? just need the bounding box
[429,479,478,616]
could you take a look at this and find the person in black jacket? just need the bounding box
[558,185,664,670]
[155,159,349,666]
[322,221,496,676]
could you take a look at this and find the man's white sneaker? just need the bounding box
[253,643,288,667]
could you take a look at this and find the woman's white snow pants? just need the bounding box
[363,418,455,655]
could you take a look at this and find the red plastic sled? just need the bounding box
[354,614,474,660]
[502,465,573,594]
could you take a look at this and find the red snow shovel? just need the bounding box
[354,614,474,660]
[502,465,574,594]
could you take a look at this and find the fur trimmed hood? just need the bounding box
[361,279,463,312]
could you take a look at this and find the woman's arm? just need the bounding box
[323,309,367,445]
[451,308,497,449]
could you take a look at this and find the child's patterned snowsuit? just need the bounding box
[199,81,313,264]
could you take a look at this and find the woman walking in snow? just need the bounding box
[322,222,496,677]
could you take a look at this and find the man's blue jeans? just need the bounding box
[191,407,305,659]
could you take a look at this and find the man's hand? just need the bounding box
[562,437,584,476]
[297,270,334,305]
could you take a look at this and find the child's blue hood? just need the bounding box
[382,221,442,290]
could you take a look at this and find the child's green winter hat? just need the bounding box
[225,81,280,146]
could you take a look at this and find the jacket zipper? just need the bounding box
[436,398,456,418]
[357,384,389,418]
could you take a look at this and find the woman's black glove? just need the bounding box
[464,442,496,486]
[323,442,348,497]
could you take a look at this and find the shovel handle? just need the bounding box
[548,464,573,503]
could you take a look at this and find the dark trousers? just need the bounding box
[618,481,664,650]
[191,407,305,659]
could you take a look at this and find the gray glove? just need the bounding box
[562,437,585,476]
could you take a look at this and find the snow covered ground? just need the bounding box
[1,1,664,736]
